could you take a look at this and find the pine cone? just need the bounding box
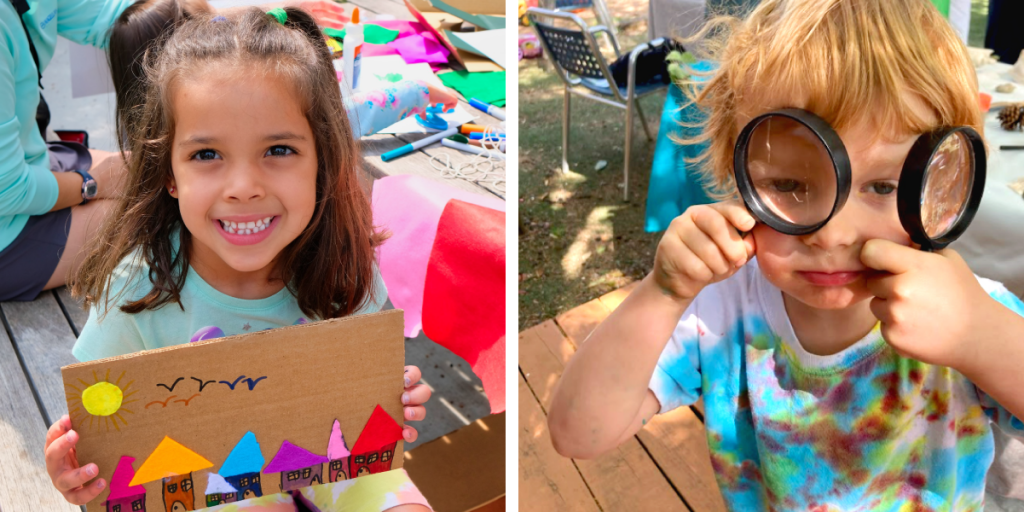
[999,104,1024,131]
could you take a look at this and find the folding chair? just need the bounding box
[541,0,618,43]
[528,7,668,200]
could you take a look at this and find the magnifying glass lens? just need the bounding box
[920,132,973,238]
[746,116,838,227]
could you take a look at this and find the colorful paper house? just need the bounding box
[104,456,146,512]
[264,440,329,491]
[129,436,213,512]
[349,405,404,477]
[218,431,265,499]
[204,473,238,506]
[327,419,351,482]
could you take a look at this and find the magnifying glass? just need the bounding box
[733,109,986,251]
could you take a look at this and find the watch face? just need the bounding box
[83,180,98,199]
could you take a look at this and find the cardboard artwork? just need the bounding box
[403,0,505,72]
[61,310,406,512]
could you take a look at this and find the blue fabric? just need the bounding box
[576,77,664,98]
[643,61,716,232]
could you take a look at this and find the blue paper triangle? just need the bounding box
[219,431,265,477]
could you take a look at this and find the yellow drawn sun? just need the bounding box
[66,369,138,432]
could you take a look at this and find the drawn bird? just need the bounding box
[191,377,215,391]
[145,396,177,408]
[156,377,184,392]
[174,393,201,406]
[220,375,247,390]
[243,376,267,390]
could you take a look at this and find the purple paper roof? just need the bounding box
[264,440,329,473]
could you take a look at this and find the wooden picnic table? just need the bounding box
[0,0,505,509]
[519,282,728,512]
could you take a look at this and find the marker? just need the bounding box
[442,138,506,159]
[469,98,505,121]
[469,132,505,140]
[381,126,459,161]
[460,123,488,134]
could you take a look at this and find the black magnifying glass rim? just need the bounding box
[733,109,852,236]
[897,126,986,251]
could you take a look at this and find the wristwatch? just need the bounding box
[71,169,98,205]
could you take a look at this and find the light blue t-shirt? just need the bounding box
[649,259,1024,511]
[0,0,133,252]
[72,245,388,362]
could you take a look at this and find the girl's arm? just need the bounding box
[344,81,457,139]
[548,202,756,459]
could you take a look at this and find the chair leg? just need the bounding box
[624,98,634,201]
[636,101,654,142]
[562,86,572,173]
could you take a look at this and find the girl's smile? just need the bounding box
[215,215,280,245]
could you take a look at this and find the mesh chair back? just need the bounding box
[552,0,593,8]
[532,21,604,79]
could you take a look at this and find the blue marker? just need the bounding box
[381,126,459,162]
[469,98,505,121]
[469,132,505,140]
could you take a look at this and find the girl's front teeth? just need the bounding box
[220,216,274,235]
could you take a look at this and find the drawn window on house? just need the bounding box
[382,451,391,462]
[303,468,311,478]
[368,453,378,463]
[112,505,121,512]
[254,475,261,484]
[331,460,342,470]
[167,483,178,493]
[354,455,365,464]
[240,477,249,487]
[133,500,144,511]
[288,471,299,481]
[226,493,235,500]
[182,479,192,492]
[209,494,220,502]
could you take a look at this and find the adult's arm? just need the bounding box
[54,0,134,49]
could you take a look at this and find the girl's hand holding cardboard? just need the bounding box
[44,414,104,505]
[654,201,757,305]
[861,238,989,369]
[402,365,431,443]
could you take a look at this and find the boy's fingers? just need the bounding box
[62,478,105,506]
[404,405,426,421]
[691,207,748,266]
[402,425,418,443]
[402,384,431,406]
[680,225,731,276]
[44,416,71,449]
[869,297,895,325]
[55,464,98,493]
[44,430,77,474]
[403,366,421,388]
[860,239,918,274]
[710,201,756,233]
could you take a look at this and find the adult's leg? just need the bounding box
[43,199,115,290]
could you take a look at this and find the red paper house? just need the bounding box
[349,405,403,477]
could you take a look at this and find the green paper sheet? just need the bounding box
[438,70,506,107]
[429,0,504,30]
[323,24,400,45]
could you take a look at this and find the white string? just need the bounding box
[429,124,506,194]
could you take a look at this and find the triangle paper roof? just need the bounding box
[205,473,238,495]
[351,405,403,455]
[328,419,350,460]
[219,431,265,477]
[107,455,145,500]
[129,437,213,486]
[263,440,329,473]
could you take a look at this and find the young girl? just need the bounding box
[550,0,1024,509]
[43,8,431,511]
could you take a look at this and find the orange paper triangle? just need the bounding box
[129,436,213,486]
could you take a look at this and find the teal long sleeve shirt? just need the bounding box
[0,0,132,252]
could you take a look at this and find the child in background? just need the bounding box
[44,8,431,511]
[108,0,457,142]
[549,0,1024,510]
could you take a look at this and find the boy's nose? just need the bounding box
[802,202,859,251]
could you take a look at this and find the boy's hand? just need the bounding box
[402,365,431,443]
[44,415,105,505]
[653,202,757,304]
[861,239,992,369]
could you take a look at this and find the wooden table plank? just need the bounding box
[519,321,686,511]
[0,317,80,512]
[54,287,88,336]
[638,408,727,512]
[519,374,601,512]
[360,135,499,198]
[0,294,79,426]
[554,298,609,350]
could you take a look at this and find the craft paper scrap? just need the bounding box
[328,419,352,459]
[351,405,404,454]
[326,24,400,45]
[444,29,506,68]
[219,431,265,477]
[438,70,506,106]
[472,335,506,414]
[372,175,505,338]
[129,436,214,486]
[422,200,506,413]
[264,440,331,473]
[205,473,238,495]
[429,0,504,30]
[392,33,450,64]
[355,55,443,92]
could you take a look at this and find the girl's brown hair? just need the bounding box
[77,7,386,320]
[677,0,983,199]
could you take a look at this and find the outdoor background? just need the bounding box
[518,0,992,329]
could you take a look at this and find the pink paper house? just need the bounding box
[105,456,146,512]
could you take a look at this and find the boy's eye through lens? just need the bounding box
[867,182,897,195]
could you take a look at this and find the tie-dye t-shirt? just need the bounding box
[649,259,1024,512]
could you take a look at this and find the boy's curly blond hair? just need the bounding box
[680,0,983,200]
